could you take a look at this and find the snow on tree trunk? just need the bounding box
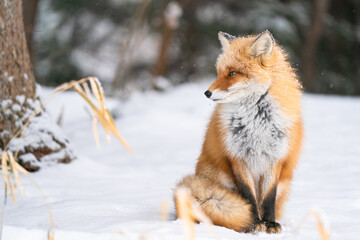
[0,0,74,171]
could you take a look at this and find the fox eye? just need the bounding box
[228,71,237,77]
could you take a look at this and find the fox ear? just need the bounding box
[250,30,274,58]
[218,31,236,50]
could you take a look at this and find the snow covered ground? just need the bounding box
[2,81,360,240]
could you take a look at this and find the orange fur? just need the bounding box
[175,31,303,233]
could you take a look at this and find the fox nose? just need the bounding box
[204,90,212,98]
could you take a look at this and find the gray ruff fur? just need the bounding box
[220,92,290,178]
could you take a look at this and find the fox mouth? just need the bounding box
[209,90,236,103]
[211,97,232,103]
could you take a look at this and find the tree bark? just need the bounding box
[22,0,40,55]
[0,0,36,106]
[111,0,150,91]
[354,0,360,94]
[154,18,173,77]
[300,0,330,91]
[0,0,73,171]
[154,1,183,78]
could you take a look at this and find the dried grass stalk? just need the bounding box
[83,82,101,147]
[56,105,65,126]
[1,152,56,240]
[54,76,132,151]
[296,209,330,240]
[161,200,169,221]
[174,187,215,240]
[1,151,30,204]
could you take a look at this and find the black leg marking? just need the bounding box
[261,185,282,233]
[239,183,260,221]
[261,185,277,222]
[226,159,262,232]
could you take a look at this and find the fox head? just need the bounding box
[205,30,276,103]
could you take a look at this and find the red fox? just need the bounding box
[175,30,303,233]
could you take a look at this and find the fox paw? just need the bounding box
[265,221,282,234]
[244,220,266,234]
[255,222,266,232]
[243,226,257,234]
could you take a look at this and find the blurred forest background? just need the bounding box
[23,0,360,96]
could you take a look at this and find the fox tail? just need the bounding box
[174,174,253,232]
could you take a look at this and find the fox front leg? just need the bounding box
[260,166,282,233]
[238,180,265,233]
[229,159,262,233]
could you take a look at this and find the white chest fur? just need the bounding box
[220,92,290,176]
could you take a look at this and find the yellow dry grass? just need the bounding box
[1,151,29,204]
[160,200,169,221]
[296,209,331,240]
[174,187,216,240]
[54,76,132,151]
[0,151,55,239]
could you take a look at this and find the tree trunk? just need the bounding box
[354,0,360,94]
[111,0,150,92]
[22,0,40,56]
[154,1,182,78]
[0,0,74,171]
[154,19,173,77]
[300,0,330,91]
[0,0,36,110]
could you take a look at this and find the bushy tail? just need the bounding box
[175,174,253,232]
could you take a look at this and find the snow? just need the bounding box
[153,76,172,91]
[4,109,12,116]
[15,95,25,105]
[26,98,42,112]
[1,99,12,108]
[0,93,74,169]
[8,107,73,157]
[39,149,68,164]
[1,81,360,240]
[11,103,21,112]
[18,153,38,165]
